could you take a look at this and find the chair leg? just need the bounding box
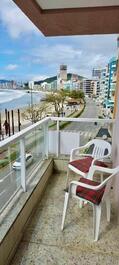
[105,197,111,222]
[79,199,84,208]
[93,204,101,241]
[65,167,70,189]
[61,192,70,231]
[101,173,103,182]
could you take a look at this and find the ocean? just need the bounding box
[0,89,45,111]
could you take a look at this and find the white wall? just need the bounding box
[112,90,119,221]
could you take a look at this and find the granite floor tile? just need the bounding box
[10,173,119,265]
[11,241,119,265]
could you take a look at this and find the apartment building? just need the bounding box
[82,79,92,96]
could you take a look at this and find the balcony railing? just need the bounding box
[0,117,50,213]
[0,117,114,213]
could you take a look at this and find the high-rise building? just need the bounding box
[28,81,34,90]
[60,65,67,81]
[108,57,117,99]
[51,80,57,91]
[82,79,92,96]
[100,58,117,109]
[92,68,101,79]
[57,65,67,89]
[91,80,100,96]
[100,67,108,100]
[0,80,18,89]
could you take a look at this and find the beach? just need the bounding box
[0,101,50,134]
[0,89,84,138]
[0,89,46,111]
[0,89,48,135]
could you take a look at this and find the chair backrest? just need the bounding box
[100,166,119,201]
[87,139,111,159]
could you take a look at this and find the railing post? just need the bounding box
[57,120,60,157]
[43,122,49,159]
[20,137,26,192]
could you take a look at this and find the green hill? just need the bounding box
[34,73,85,85]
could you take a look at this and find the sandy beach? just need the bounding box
[0,95,84,139]
[0,100,51,136]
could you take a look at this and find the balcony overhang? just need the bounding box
[13,0,119,36]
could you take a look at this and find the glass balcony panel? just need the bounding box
[0,141,20,212]
[25,125,45,179]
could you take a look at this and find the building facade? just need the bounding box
[60,65,67,81]
[92,68,101,79]
[108,57,117,99]
[91,79,100,96]
[82,79,92,96]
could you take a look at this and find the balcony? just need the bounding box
[0,116,118,265]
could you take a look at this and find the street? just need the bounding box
[65,98,101,145]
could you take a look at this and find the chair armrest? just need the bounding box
[70,142,92,161]
[69,180,101,195]
[69,167,113,194]
[67,165,117,196]
[87,165,113,180]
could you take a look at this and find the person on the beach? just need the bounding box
[3,120,9,135]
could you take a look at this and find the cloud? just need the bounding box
[0,0,39,38]
[22,44,83,77]
[29,44,82,65]
[27,74,49,81]
[0,4,118,82]
[22,35,117,78]
[5,64,18,70]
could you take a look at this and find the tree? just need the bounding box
[69,90,85,103]
[22,103,47,123]
[59,89,67,110]
[46,90,66,116]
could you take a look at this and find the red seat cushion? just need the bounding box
[95,160,108,167]
[76,178,105,205]
[69,157,93,173]
[69,156,107,173]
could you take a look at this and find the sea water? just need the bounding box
[0,89,45,111]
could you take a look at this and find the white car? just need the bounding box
[12,153,33,170]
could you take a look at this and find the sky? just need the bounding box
[0,0,118,82]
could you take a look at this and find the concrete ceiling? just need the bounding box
[13,0,119,36]
[36,0,119,9]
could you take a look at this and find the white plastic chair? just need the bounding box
[61,165,119,241]
[66,139,111,188]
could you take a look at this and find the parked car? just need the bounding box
[12,153,33,170]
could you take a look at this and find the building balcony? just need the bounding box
[0,117,118,265]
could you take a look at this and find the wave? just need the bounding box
[0,89,26,104]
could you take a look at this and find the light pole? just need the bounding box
[29,81,34,124]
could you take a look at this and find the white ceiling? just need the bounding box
[36,0,119,10]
